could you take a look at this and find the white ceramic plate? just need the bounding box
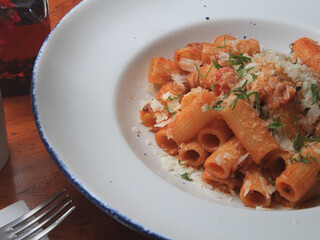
[32,0,320,239]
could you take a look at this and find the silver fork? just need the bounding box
[0,189,75,240]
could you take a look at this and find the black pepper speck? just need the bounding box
[250,21,256,26]
[206,17,210,20]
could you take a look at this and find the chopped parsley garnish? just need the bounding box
[260,108,269,120]
[195,59,223,85]
[229,92,250,109]
[229,91,260,113]
[261,167,275,186]
[251,73,258,81]
[289,43,294,54]
[167,94,182,101]
[224,79,248,99]
[293,133,304,152]
[212,59,222,69]
[236,66,254,78]
[290,152,317,164]
[248,91,261,114]
[180,172,193,181]
[303,136,320,142]
[224,80,260,113]
[210,83,217,90]
[206,100,225,111]
[157,98,176,118]
[217,36,226,48]
[310,155,318,163]
[293,132,320,152]
[225,52,251,66]
[224,52,254,80]
[268,117,283,132]
[311,84,319,105]
[194,63,203,85]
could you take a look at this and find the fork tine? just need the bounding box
[12,194,69,236]
[0,189,66,231]
[27,205,75,240]
[17,201,74,240]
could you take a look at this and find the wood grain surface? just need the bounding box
[0,1,150,239]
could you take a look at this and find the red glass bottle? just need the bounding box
[0,0,50,96]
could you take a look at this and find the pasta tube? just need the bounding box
[140,103,157,128]
[240,167,275,208]
[148,57,185,84]
[186,63,218,89]
[220,98,279,164]
[204,136,247,179]
[155,127,179,156]
[140,82,186,129]
[178,141,209,167]
[275,143,320,202]
[293,37,320,74]
[201,169,242,194]
[168,90,219,144]
[197,119,233,152]
[173,43,203,72]
[214,34,237,44]
[201,38,260,64]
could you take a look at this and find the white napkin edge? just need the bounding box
[0,200,50,239]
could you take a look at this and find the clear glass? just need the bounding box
[0,0,50,96]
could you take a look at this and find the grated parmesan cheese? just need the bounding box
[150,99,164,112]
[243,180,252,197]
[201,104,209,112]
[231,40,239,52]
[313,147,320,154]
[237,153,249,165]
[171,73,187,90]
[223,152,231,159]
[145,83,157,95]
[131,126,140,134]
[216,219,222,223]
[256,206,273,211]
[154,111,168,123]
[178,58,202,72]
[274,130,294,152]
[215,154,223,166]
[292,217,299,224]
[154,118,171,128]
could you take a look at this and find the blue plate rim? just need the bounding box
[30,0,168,239]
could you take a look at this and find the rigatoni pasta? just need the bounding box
[138,34,320,209]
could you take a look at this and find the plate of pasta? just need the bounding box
[32,0,320,239]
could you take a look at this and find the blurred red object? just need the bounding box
[0,0,50,96]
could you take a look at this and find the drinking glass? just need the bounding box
[0,0,50,96]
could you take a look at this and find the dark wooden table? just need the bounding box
[0,1,149,239]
